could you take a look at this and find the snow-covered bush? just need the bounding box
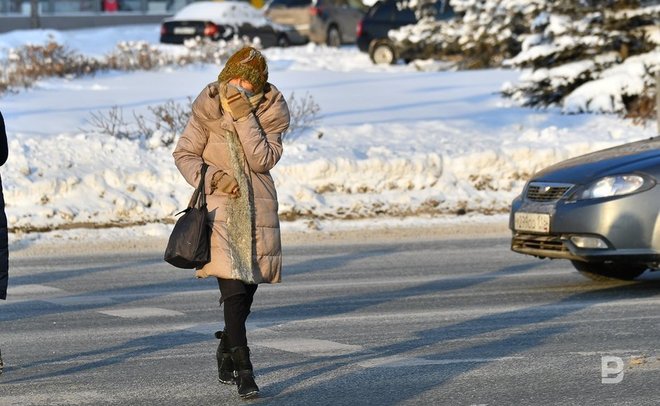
[391,0,547,69]
[0,37,100,94]
[87,91,322,148]
[85,99,192,149]
[175,36,255,66]
[0,36,255,95]
[105,37,254,70]
[393,0,658,120]
[104,41,165,71]
[502,1,659,119]
[283,92,322,142]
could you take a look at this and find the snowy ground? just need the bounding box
[0,26,656,245]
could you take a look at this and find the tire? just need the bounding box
[571,261,647,281]
[369,40,396,65]
[326,25,341,47]
[276,35,290,48]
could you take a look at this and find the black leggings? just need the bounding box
[217,278,258,348]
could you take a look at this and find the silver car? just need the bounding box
[510,137,660,280]
[265,0,366,46]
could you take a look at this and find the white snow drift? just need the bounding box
[0,27,656,232]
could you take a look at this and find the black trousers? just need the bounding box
[0,177,8,301]
[217,278,258,348]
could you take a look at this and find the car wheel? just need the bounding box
[369,40,396,65]
[277,35,290,48]
[326,26,341,47]
[571,261,647,281]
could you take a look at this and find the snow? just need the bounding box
[563,50,660,114]
[501,2,659,114]
[169,1,269,27]
[0,25,656,237]
[0,25,161,59]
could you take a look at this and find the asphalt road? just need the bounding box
[1,235,660,405]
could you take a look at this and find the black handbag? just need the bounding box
[164,163,211,269]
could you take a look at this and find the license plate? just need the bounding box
[174,27,196,35]
[514,212,550,233]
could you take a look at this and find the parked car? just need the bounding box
[357,0,454,64]
[309,0,367,46]
[265,0,366,46]
[264,0,314,38]
[509,137,660,281]
[160,1,306,47]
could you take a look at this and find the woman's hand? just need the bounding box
[212,171,241,198]
[221,79,255,121]
[228,184,241,199]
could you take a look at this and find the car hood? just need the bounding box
[532,137,660,184]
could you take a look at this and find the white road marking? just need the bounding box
[254,338,363,356]
[259,270,573,292]
[358,355,525,368]
[162,268,573,298]
[0,391,104,406]
[43,295,115,306]
[7,284,65,295]
[179,322,277,336]
[180,322,220,336]
[97,307,184,318]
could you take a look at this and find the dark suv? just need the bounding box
[357,0,454,64]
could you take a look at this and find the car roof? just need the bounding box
[171,1,267,25]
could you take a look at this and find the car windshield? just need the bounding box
[367,0,450,23]
[433,0,454,20]
[367,1,393,19]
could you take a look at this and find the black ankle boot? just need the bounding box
[214,330,236,384]
[230,346,259,399]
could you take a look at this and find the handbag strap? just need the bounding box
[188,163,209,209]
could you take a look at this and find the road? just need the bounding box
[1,234,660,405]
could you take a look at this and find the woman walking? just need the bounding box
[0,111,10,375]
[173,47,289,399]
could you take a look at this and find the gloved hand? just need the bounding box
[211,171,241,198]
[222,84,253,121]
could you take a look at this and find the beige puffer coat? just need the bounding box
[173,82,289,283]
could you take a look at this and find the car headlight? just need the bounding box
[574,174,653,200]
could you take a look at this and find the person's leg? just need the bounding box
[218,279,259,398]
[214,278,246,385]
[222,283,258,348]
[0,178,8,376]
[214,328,235,384]
[230,344,259,399]
[0,178,9,302]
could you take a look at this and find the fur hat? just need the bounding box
[218,47,268,93]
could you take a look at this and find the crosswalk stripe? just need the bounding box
[97,307,185,318]
[358,355,525,368]
[254,338,363,357]
[43,295,115,306]
[7,284,65,295]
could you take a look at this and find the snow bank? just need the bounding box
[0,26,656,232]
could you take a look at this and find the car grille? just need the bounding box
[512,234,569,254]
[526,183,573,202]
